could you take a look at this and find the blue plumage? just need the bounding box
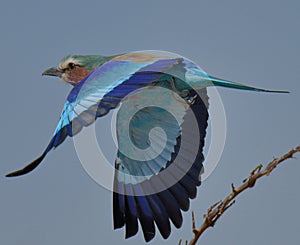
[6,50,288,242]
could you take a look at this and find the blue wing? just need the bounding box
[5,55,190,176]
[113,87,209,241]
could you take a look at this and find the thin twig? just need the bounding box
[187,145,300,245]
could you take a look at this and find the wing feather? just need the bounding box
[113,87,209,241]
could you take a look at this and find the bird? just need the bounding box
[6,50,288,242]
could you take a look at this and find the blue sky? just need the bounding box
[0,0,299,244]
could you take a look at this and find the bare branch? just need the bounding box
[187,145,300,245]
[192,211,196,231]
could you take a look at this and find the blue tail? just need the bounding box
[208,75,289,93]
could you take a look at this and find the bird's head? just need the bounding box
[42,54,111,86]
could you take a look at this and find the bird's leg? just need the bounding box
[186,94,197,105]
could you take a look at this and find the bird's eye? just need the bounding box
[68,63,76,69]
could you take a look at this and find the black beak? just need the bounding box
[42,67,63,77]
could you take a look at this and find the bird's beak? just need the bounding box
[42,67,63,77]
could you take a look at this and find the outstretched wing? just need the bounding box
[6,55,192,177]
[113,87,209,242]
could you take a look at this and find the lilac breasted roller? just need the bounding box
[6,50,288,242]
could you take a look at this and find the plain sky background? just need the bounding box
[0,0,299,244]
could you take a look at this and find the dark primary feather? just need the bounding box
[5,153,47,177]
